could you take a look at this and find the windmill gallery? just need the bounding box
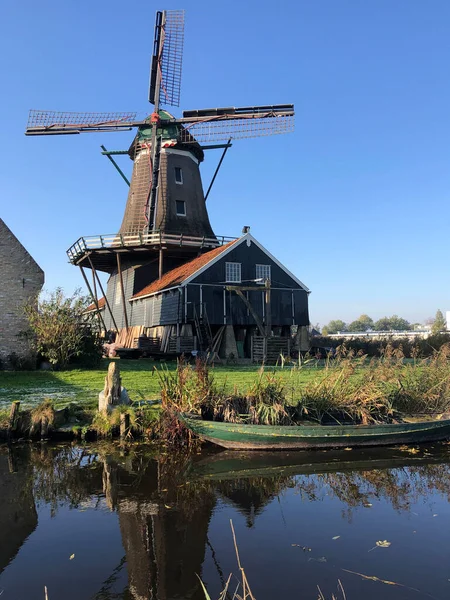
[25,10,310,362]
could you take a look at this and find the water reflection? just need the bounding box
[1,442,450,599]
[0,448,37,574]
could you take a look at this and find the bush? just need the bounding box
[24,288,103,369]
[68,329,103,368]
[6,352,37,371]
[313,334,450,359]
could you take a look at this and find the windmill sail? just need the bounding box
[26,110,138,135]
[149,10,184,108]
[179,105,294,142]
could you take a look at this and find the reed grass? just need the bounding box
[30,399,55,435]
[158,344,450,429]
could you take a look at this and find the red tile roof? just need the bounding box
[85,296,106,312]
[132,239,238,300]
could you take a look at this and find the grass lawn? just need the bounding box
[0,358,323,410]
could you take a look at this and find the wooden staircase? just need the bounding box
[193,304,213,351]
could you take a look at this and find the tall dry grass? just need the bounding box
[158,345,450,430]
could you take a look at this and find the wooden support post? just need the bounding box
[8,447,18,473]
[120,413,130,440]
[41,416,49,439]
[87,255,119,332]
[116,254,129,330]
[265,278,272,337]
[92,268,98,306]
[7,401,20,442]
[159,248,164,279]
[79,266,108,332]
[232,289,266,337]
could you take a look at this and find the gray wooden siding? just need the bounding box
[130,289,182,327]
[103,268,135,330]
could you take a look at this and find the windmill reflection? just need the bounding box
[100,452,217,600]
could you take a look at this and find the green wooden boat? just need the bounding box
[180,415,450,450]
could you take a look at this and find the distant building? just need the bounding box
[328,330,432,341]
[0,219,44,368]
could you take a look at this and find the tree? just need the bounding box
[431,309,447,335]
[373,317,390,331]
[347,314,374,332]
[322,320,347,335]
[374,315,411,331]
[388,315,412,331]
[24,288,102,368]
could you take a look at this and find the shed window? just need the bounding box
[256,264,271,283]
[174,167,183,184]
[176,200,186,216]
[226,262,241,283]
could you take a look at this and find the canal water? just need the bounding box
[1,443,450,600]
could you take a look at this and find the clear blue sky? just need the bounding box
[2,0,449,328]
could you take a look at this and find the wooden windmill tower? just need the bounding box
[25,9,298,345]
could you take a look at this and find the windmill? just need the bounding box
[25,9,295,334]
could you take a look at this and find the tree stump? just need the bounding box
[98,362,130,413]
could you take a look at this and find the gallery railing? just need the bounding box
[67,231,236,263]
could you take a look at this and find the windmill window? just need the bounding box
[256,264,271,283]
[174,167,183,184]
[176,200,186,216]
[226,262,241,283]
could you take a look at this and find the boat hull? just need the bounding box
[192,446,450,480]
[181,416,450,450]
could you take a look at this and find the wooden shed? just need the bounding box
[98,232,309,361]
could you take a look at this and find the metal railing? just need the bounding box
[67,231,236,263]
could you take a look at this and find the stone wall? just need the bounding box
[0,219,44,368]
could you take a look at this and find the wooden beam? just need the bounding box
[232,289,266,337]
[159,248,164,279]
[265,278,272,337]
[79,266,107,332]
[87,255,119,332]
[116,254,129,330]
[100,145,130,186]
[226,285,267,292]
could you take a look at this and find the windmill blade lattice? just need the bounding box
[178,105,294,143]
[26,110,138,134]
[159,10,185,107]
